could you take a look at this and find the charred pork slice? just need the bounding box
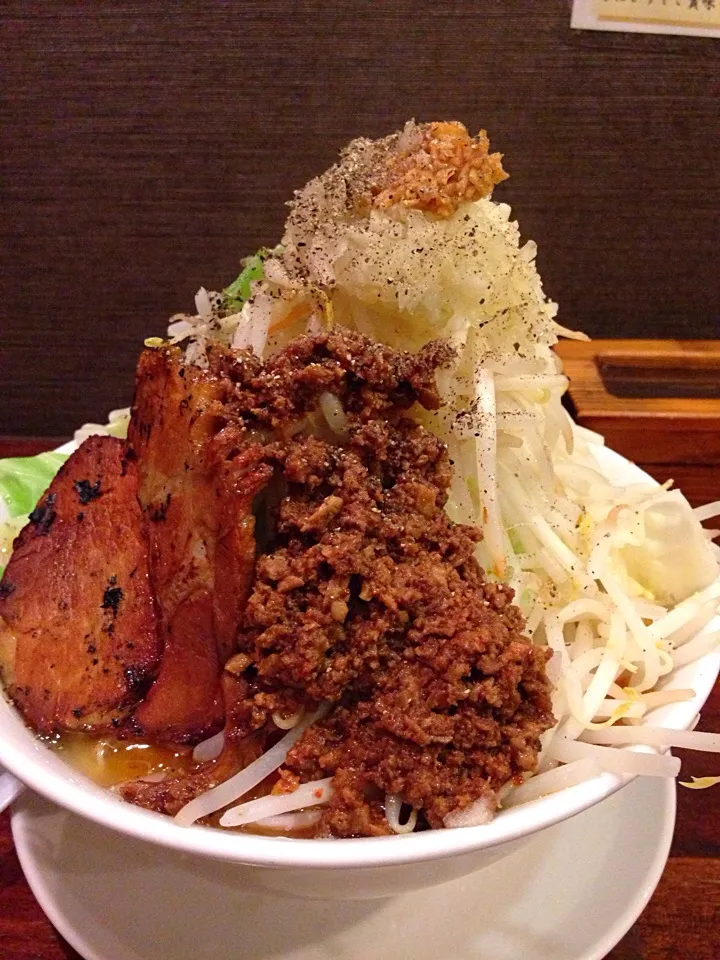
[127,346,271,743]
[0,436,161,734]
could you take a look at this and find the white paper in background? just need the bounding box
[571,0,720,38]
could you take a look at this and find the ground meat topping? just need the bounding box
[209,328,454,429]
[221,328,554,837]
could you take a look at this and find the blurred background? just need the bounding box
[2,1,718,440]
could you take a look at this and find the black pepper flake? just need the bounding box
[77,511,85,522]
[28,494,57,535]
[74,478,102,504]
[72,708,83,719]
[101,584,123,616]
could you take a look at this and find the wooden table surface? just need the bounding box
[0,435,718,959]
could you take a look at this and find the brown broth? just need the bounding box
[43,731,193,788]
[43,730,318,838]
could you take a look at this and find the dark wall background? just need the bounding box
[2,1,719,439]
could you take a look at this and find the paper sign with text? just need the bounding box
[572,0,720,37]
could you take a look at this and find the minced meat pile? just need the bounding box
[212,329,555,837]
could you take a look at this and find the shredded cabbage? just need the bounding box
[0,452,69,575]
[0,452,68,517]
[73,407,130,446]
[222,248,275,313]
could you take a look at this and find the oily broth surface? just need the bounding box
[45,732,193,787]
[44,731,318,838]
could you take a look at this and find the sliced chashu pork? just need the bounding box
[127,346,271,743]
[0,436,161,734]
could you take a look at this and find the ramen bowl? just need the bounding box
[2,444,719,900]
[0,621,717,900]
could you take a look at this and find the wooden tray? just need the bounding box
[555,339,720,506]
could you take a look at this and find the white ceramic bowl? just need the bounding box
[1,447,718,900]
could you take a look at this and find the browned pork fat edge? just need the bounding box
[0,329,554,837]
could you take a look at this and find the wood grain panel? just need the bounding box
[556,340,720,465]
[2,1,719,436]
[609,858,720,960]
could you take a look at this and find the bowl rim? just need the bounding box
[0,445,718,869]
